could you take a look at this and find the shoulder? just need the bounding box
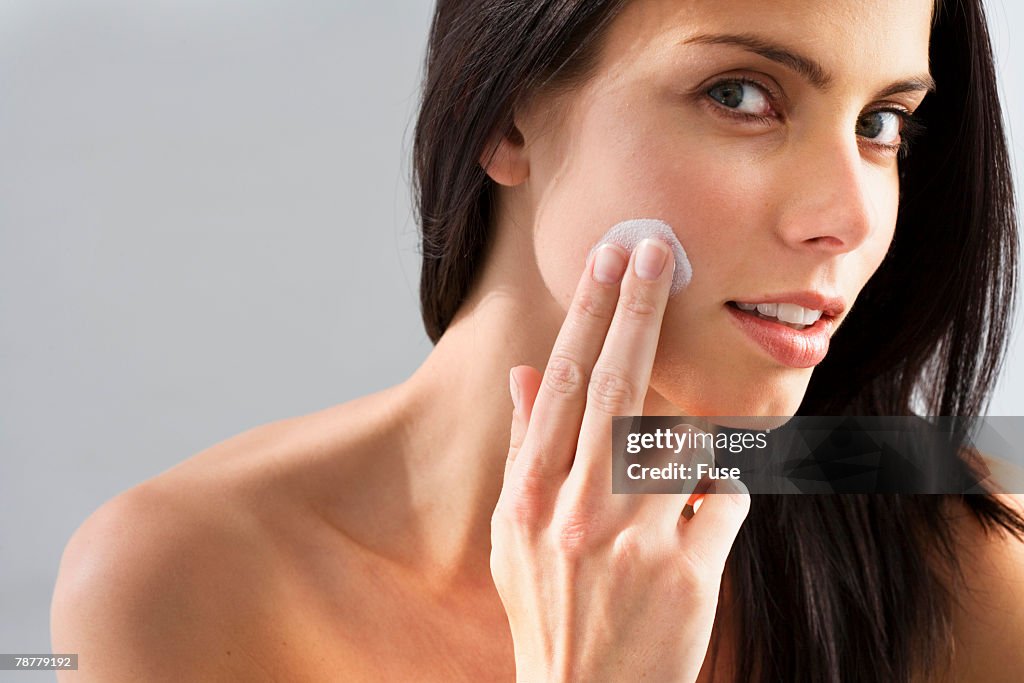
[945,492,1024,682]
[49,404,355,682]
[50,398,399,682]
[51,479,285,682]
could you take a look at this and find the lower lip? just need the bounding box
[725,305,835,368]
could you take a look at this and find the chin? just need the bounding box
[652,357,811,422]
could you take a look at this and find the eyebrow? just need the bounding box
[682,32,936,96]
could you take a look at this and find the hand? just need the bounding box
[490,238,751,683]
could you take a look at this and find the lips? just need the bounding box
[725,301,838,368]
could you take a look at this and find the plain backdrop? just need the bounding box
[1,0,1022,672]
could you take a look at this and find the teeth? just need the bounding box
[734,301,824,328]
[776,303,806,325]
[803,308,822,325]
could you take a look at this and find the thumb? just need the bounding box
[504,365,542,485]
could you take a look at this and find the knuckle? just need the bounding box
[494,474,547,531]
[489,541,517,590]
[508,430,524,453]
[495,499,542,534]
[488,547,506,581]
[572,289,616,323]
[618,290,659,321]
[611,527,647,565]
[587,367,639,414]
[553,507,604,557]
[544,354,588,396]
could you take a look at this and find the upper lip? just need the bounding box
[729,291,846,318]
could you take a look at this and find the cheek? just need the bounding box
[531,134,761,310]
[860,173,901,280]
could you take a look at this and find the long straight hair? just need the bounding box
[411,1,1024,681]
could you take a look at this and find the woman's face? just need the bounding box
[517,0,934,416]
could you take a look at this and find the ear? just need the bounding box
[479,122,529,186]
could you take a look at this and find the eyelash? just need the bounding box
[703,77,925,159]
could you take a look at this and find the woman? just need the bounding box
[52,0,1024,681]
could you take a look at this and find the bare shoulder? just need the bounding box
[51,396,396,682]
[51,478,284,681]
[944,492,1024,682]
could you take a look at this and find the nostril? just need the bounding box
[810,236,846,248]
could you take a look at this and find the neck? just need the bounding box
[392,274,560,590]
[385,225,682,592]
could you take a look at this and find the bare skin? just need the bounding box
[50,394,1024,682]
[51,0,1024,680]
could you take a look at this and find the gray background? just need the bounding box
[0,0,1021,671]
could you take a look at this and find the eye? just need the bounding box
[706,80,773,117]
[856,110,902,145]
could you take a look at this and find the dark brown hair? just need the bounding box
[412,1,1024,681]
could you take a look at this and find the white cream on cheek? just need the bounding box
[588,218,693,296]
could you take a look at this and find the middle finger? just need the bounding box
[567,238,676,498]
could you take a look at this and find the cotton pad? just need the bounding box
[588,218,692,296]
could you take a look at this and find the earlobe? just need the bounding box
[479,123,529,186]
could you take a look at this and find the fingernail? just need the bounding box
[634,238,669,280]
[683,493,706,520]
[509,368,521,413]
[592,243,628,284]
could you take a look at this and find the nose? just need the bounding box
[772,132,876,254]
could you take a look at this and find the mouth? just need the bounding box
[725,301,831,331]
[724,297,843,368]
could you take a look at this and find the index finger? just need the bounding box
[567,238,676,491]
[510,242,630,483]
